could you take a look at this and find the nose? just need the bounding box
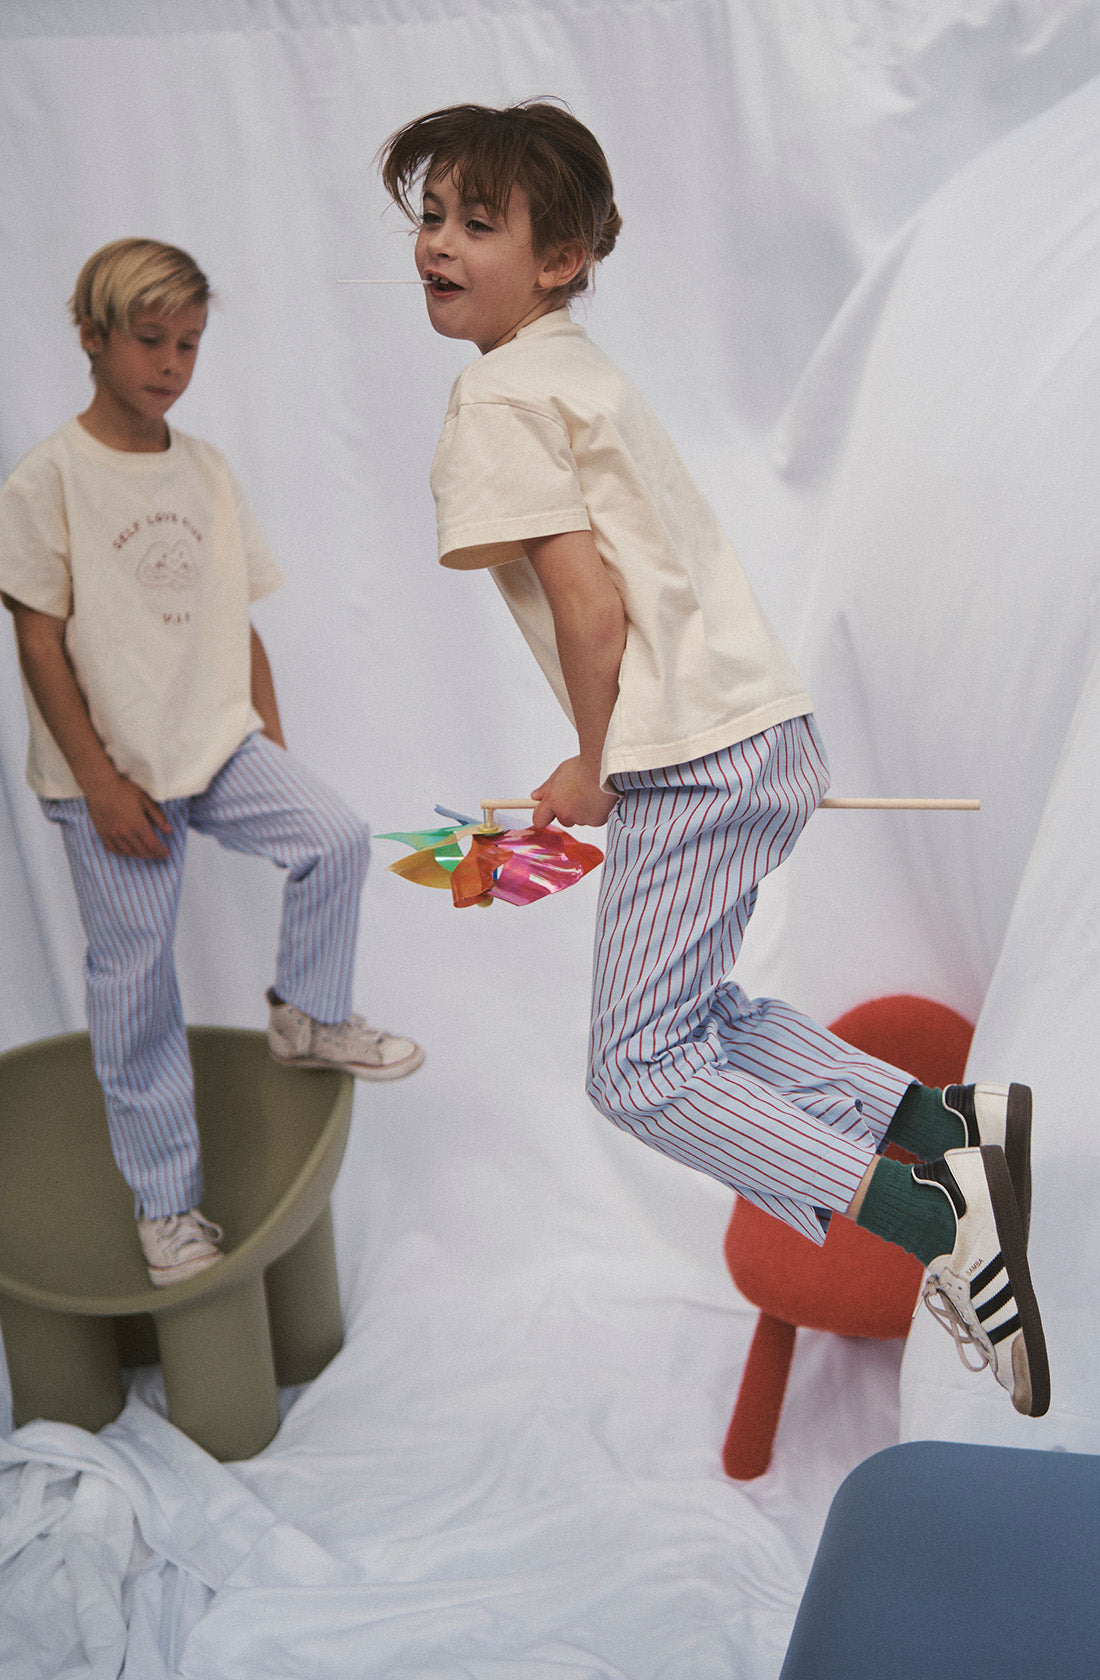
[419,222,452,264]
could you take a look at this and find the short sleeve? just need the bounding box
[0,457,73,618]
[431,398,590,570]
[228,470,286,602]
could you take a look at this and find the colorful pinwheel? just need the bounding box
[378,802,603,908]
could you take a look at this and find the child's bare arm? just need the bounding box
[4,596,171,860]
[522,529,626,828]
[249,625,286,748]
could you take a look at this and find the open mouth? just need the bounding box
[425,272,462,294]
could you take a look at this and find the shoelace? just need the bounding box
[314,1015,387,1055]
[921,1275,994,1374]
[153,1213,223,1260]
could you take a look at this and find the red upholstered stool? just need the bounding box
[721,995,974,1480]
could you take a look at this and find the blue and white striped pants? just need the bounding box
[43,731,370,1219]
[588,715,912,1243]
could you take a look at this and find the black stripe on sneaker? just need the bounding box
[969,1253,1008,1297]
[974,1280,1014,1322]
[988,1314,1022,1345]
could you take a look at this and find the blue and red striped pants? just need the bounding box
[588,715,911,1243]
[43,731,370,1219]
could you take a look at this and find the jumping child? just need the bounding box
[0,238,422,1287]
[379,101,1049,1416]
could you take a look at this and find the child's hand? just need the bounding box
[531,758,618,829]
[84,771,172,861]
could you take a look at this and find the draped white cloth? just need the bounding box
[2,3,1099,1675]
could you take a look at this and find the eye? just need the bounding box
[419,209,443,227]
[467,217,494,234]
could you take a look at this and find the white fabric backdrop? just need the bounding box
[2,3,1099,1675]
[740,68,1100,1453]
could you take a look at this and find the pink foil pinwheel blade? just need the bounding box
[477,826,603,906]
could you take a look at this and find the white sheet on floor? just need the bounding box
[3,3,1100,1676]
[0,1298,904,1678]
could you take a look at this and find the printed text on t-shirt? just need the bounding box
[114,511,205,551]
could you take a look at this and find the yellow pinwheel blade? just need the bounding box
[386,846,457,889]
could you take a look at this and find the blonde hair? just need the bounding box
[380,101,621,298]
[69,238,210,335]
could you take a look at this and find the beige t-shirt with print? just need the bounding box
[430,312,812,784]
[0,418,285,799]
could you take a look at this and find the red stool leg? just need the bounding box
[723,1311,797,1480]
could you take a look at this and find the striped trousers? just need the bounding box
[587,715,912,1243]
[43,731,370,1219]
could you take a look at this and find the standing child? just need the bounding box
[380,102,1049,1416]
[0,238,422,1287]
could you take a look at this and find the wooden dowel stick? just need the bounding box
[819,797,979,810]
[480,800,536,829]
[480,795,979,825]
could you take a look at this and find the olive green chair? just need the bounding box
[0,1027,353,1461]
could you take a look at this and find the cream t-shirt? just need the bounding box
[430,312,811,782]
[0,418,285,799]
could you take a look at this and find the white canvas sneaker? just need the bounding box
[267,990,424,1081]
[915,1145,1049,1417]
[138,1209,223,1288]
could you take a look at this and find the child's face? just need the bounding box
[415,172,577,354]
[80,304,207,439]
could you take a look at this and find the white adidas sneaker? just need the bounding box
[915,1145,1049,1417]
[942,1082,1032,1236]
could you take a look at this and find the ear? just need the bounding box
[537,240,588,294]
[78,317,107,359]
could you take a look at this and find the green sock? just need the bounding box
[883,1083,966,1160]
[855,1154,956,1266]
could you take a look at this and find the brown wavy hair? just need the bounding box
[380,100,621,297]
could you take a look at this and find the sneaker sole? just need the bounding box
[1001,1084,1032,1243]
[980,1144,1049,1417]
[269,1045,426,1082]
[146,1250,223,1288]
[949,1082,1033,1241]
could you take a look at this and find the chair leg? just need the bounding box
[155,1272,280,1462]
[0,1297,124,1432]
[723,1311,797,1480]
[264,1204,344,1386]
[114,1312,160,1368]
